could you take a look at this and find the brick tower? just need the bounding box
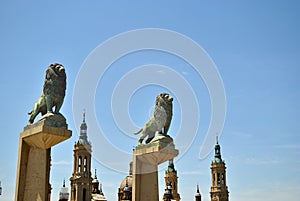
[70,113,92,201]
[210,136,229,201]
[164,159,180,201]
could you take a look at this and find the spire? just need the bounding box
[195,184,201,201]
[94,168,97,179]
[80,111,87,130]
[59,179,69,201]
[78,111,89,145]
[214,133,222,163]
[196,184,201,195]
[99,183,104,195]
[83,110,86,122]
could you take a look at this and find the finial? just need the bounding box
[216,133,219,144]
[94,168,97,179]
[196,184,199,193]
[83,109,86,123]
[63,179,65,187]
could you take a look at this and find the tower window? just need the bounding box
[222,173,225,184]
[215,173,218,185]
[84,156,87,172]
[83,188,86,201]
[217,173,221,185]
[78,156,82,172]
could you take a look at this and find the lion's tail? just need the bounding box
[134,128,143,135]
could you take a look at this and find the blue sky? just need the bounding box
[0,1,300,201]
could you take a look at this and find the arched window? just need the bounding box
[78,156,82,172]
[84,156,87,172]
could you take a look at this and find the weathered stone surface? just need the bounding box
[15,121,71,201]
[26,113,68,130]
[132,137,178,201]
[23,120,71,149]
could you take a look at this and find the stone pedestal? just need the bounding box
[15,118,71,201]
[132,135,178,201]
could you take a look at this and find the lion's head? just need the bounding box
[156,93,173,108]
[154,93,173,134]
[43,63,66,97]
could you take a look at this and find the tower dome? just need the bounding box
[118,162,133,201]
[119,176,132,190]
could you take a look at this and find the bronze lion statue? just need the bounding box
[134,93,173,144]
[28,63,66,124]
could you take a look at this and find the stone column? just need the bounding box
[15,118,71,201]
[132,135,179,201]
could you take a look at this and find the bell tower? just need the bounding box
[164,159,181,201]
[210,136,229,201]
[70,112,92,201]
